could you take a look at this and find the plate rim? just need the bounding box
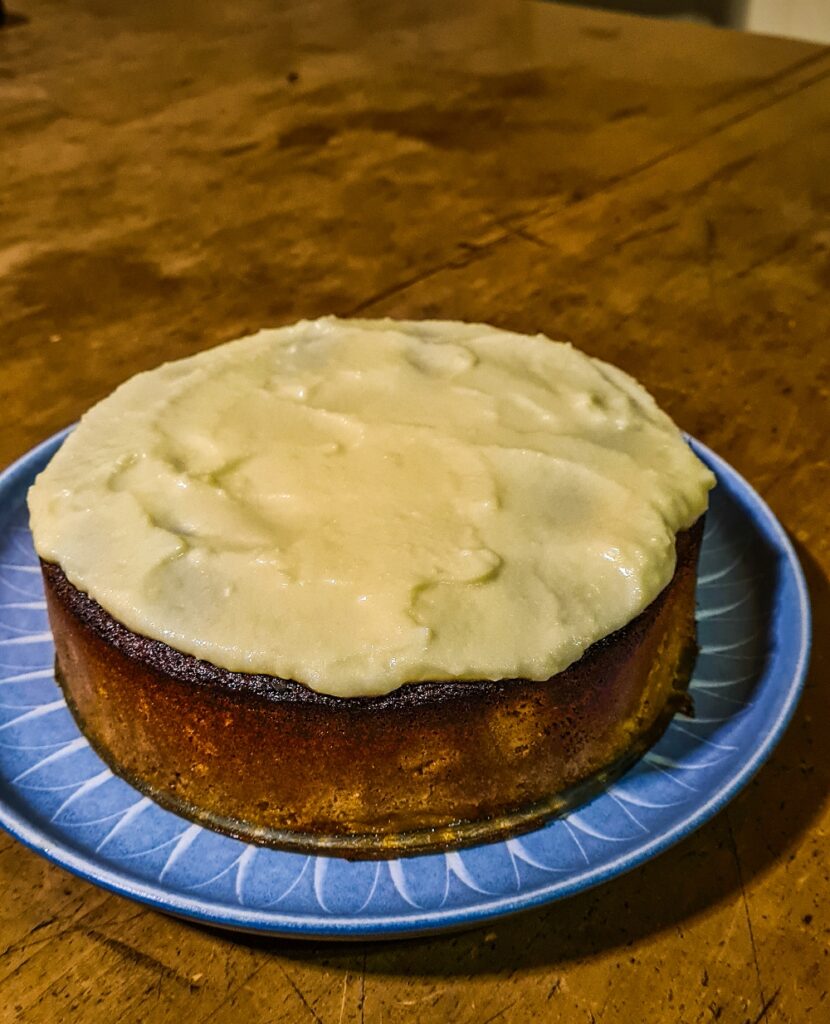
[0,429,812,938]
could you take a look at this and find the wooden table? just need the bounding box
[2,1,829,1020]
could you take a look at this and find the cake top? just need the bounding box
[28,317,714,697]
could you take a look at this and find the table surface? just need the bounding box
[2,1,829,1021]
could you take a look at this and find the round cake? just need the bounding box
[28,318,715,857]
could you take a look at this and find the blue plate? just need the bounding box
[0,430,810,938]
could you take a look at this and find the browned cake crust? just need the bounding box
[41,520,703,858]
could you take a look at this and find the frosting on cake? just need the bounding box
[28,318,714,697]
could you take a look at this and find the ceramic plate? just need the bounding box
[0,431,810,938]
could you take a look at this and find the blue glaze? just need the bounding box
[0,429,811,938]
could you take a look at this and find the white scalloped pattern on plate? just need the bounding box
[0,432,810,938]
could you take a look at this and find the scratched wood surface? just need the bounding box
[1,1,829,1021]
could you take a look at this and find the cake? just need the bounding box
[28,318,715,857]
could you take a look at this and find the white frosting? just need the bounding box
[28,318,714,697]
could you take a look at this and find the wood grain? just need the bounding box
[1,1,828,1021]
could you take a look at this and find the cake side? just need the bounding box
[41,520,703,858]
